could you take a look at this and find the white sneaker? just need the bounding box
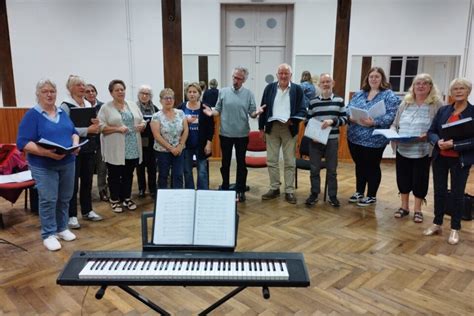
[43,235,61,251]
[123,199,137,211]
[57,229,76,241]
[83,210,103,221]
[68,217,81,229]
[110,200,123,213]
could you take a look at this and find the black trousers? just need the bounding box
[396,152,431,198]
[136,148,157,194]
[69,152,95,216]
[432,156,470,230]
[348,141,385,197]
[107,159,139,202]
[219,135,249,193]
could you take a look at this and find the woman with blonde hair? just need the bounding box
[424,78,474,245]
[391,73,442,223]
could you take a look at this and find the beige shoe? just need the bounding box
[423,224,442,236]
[448,229,460,245]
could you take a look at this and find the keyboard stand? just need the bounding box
[95,284,270,315]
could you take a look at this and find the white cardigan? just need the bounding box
[98,100,145,165]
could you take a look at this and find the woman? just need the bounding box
[150,88,188,189]
[347,67,400,206]
[16,79,78,251]
[391,74,442,223]
[85,83,109,202]
[98,79,146,213]
[136,85,159,197]
[424,78,474,245]
[300,70,316,107]
[180,82,214,189]
[60,75,103,229]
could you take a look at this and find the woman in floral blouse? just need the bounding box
[150,88,189,189]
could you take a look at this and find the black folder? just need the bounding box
[69,107,97,127]
[440,117,474,141]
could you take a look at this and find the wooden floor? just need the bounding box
[0,161,473,315]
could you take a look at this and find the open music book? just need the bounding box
[349,99,386,122]
[153,189,236,248]
[36,138,89,154]
[372,129,419,142]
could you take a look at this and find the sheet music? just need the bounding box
[349,107,370,122]
[372,129,419,142]
[0,170,32,184]
[153,189,196,245]
[193,190,236,247]
[368,99,386,118]
[304,118,331,145]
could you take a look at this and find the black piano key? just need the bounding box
[278,260,284,271]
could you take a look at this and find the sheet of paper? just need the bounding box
[304,118,331,145]
[153,189,196,245]
[193,190,236,247]
[368,99,386,118]
[0,170,32,184]
[349,107,369,122]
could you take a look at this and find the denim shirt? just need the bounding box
[347,89,400,148]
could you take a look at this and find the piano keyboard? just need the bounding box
[57,251,310,287]
[79,258,289,280]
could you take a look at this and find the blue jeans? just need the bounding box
[183,148,209,189]
[29,162,75,239]
[156,151,184,189]
[432,156,470,230]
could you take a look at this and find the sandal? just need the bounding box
[413,211,423,223]
[394,208,409,218]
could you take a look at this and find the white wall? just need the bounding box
[6,0,163,107]
[4,0,472,107]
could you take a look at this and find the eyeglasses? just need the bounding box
[233,76,245,81]
[415,81,431,87]
[161,96,174,100]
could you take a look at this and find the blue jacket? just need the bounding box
[258,82,307,137]
[428,103,474,167]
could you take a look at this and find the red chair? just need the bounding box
[0,144,35,228]
[245,131,267,168]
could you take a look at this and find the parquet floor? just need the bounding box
[0,161,473,315]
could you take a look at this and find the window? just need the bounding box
[389,56,419,93]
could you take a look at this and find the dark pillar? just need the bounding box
[0,0,16,107]
[360,56,372,88]
[198,56,208,86]
[332,0,351,98]
[162,0,183,103]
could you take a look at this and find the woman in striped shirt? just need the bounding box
[390,74,442,223]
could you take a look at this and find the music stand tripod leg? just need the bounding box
[118,285,170,316]
[199,285,247,316]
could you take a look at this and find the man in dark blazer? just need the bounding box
[259,63,306,204]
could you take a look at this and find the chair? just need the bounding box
[0,144,35,228]
[295,136,328,201]
[245,131,267,168]
[226,131,266,192]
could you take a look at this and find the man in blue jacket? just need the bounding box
[259,63,306,204]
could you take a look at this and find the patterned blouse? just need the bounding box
[152,109,185,152]
[347,89,400,148]
[121,109,140,160]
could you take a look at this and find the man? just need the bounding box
[305,73,348,207]
[136,85,159,198]
[259,63,306,204]
[203,66,264,202]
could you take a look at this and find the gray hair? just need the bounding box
[66,75,85,93]
[449,77,472,95]
[277,63,293,74]
[138,84,153,99]
[35,79,57,101]
[233,66,249,81]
